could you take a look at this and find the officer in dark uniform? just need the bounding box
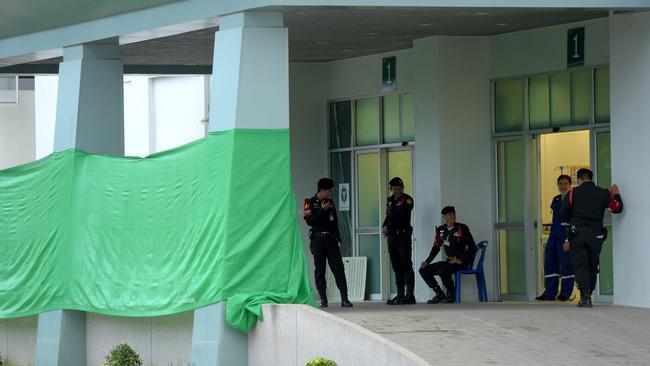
[560,168,623,308]
[304,178,353,308]
[536,174,575,302]
[382,177,416,305]
[419,206,476,304]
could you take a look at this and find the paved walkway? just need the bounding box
[325,301,650,366]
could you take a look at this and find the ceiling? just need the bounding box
[0,0,182,40]
[23,8,610,67]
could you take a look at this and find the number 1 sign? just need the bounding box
[567,27,585,67]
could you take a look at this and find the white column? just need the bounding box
[36,37,124,366]
[191,11,289,366]
[610,11,650,308]
[208,11,288,132]
[54,38,124,154]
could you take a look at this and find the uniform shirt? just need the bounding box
[303,196,341,241]
[382,193,414,235]
[425,222,476,264]
[560,181,623,229]
[549,193,569,237]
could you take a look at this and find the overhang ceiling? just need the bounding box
[16,8,610,67]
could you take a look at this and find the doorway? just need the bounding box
[354,147,413,300]
[496,129,612,302]
[535,130,590,300]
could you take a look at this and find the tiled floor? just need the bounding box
[326,301,650,365]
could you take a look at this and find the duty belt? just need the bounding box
[312,231,336,238]
[389,228,411,236]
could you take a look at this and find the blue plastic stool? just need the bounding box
[454,241,489,303]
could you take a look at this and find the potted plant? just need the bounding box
[305,356,337,366]
[102,343,143,366]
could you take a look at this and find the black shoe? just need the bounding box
[577,297,593,308]
[319,299,328,308]
[402,295,416,305]
[441,296,456,304]
[386,295,404,305]
[556,295,570,302]
[535,294,553,301]
[427,295,444,304]
[341,299,354,308]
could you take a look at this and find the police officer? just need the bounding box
[382,177,415,305]
[419,206,476,304]
[560,168,623,308]
[304,178,353,308]
[536,174,575,302]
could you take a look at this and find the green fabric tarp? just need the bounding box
[0,128,315,332]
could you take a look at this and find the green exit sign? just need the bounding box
[382,56,396,91]
[567,27,585,67]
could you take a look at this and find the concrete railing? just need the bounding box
[248,304,430,366]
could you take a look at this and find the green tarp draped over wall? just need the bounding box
[0,129,314,332]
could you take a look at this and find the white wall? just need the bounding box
[0,316,38,366]
[34,75,57,159]
[610,11,650,308]
[249,304,429,366]
[151,76,207,153]
[86,312,193,366]
[0,90,35,170]
[289,63,329,290]
[490,17,609,78]
[433,36,493,300]
[124,76,152,157]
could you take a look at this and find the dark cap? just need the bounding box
[389,177,404,187]
[317,178,335,191]
[441,206,455,215]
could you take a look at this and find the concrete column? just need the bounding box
[35,38,124,366]
[610,11,650,308]
[53,37,124,154]
[191,11,288,366]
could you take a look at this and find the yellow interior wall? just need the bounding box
[539,131,590,228]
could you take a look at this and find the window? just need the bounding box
[495,79,524,133]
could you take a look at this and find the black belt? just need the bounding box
[312,231,336,238]
[388,228,411,236]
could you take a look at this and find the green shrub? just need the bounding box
[305,356,337,366]
[103,343,143,366]
[0,351,4,366]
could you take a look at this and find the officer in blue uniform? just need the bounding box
[536,175,574,301]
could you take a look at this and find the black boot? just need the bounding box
[403,288,416,305]
[319,293,328,308]
[427,286,446,304]
[577,294,592,308]
[341,297,354,308]
[387,289,405,305]
[441,288,456,303]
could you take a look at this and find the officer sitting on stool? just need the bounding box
[304,178,353,308]
[419,206,477,304]
[560,168,623,308]
[382,177,416,305]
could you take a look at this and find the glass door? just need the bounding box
[355,150,382,300]
[592,129,613,302]
[386,148,414,296]
[495,137,528,300]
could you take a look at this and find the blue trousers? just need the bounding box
[543,234,575,298]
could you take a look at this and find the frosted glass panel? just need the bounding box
[595,67,610,123]
[359,234,381,296]
[499,229,526,295]
[571,69,591,124]
[383,95,400,143]
[355,98,380,146]
[357,153,380,228]
[329,101,352,148]
[495,79,524,133]
[497,140,524,222]
[550,72,571,127]
[529,75,550,129]
[331,152,352,256]
[400,94,415,141]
